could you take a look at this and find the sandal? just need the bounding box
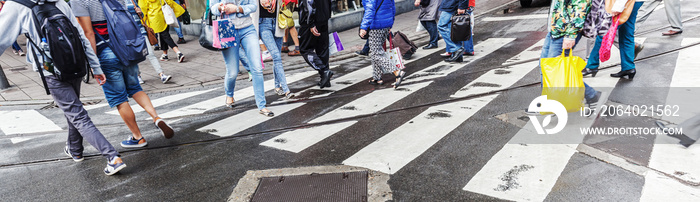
[393,70,406,89]
[275,88,285,96]
[283,92,295,100]
[259,109,275,117]
[225,97,235,108]
[369,79,384,85]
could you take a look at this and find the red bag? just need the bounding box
[599,16,620,62]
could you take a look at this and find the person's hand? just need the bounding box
[458,9,466,15]
[135,7,142,15]
[261,0,271,7]
[562,39,576,50]
[359,29,367,38]
[94,74,107,85]
[414,0,420,7]
[611,11,621,16]
[311,26,321,36]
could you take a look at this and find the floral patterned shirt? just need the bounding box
[549,0,592,40]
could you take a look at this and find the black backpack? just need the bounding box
[11,0,89,87]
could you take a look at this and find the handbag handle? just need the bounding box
[388,30,394,49]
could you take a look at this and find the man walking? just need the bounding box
[661,0,683,36]
[0,0,125,175]
[298,0,334,88]
[70,0,175,148]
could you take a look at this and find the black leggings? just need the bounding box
[159,26,178,51]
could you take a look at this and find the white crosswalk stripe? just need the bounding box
[105,88,218,115]
[0,110,62,135]
[260,38,514,153]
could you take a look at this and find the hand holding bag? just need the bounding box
[540,49,586,113]
[600,16,620,62]
[450,13,471,42]
[129,0,158,45]
[161,0,179,28]
[212,8,237,49]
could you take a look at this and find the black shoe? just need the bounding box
[445,55,463,63]
[582,68,599,77]
[320,70,334,89]
[610,69,636,79]
[177,38,186,44]
[586,91,602,105]
[445,48,465,63]
[402,52,413,60]
[355,50,369,57]
[423,44,437,49]
[634,43,644,59]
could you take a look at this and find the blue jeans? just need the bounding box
[586,2,643,71]
[540,32,597,101]
[11,42,22,51]
[99,48,143,108]
[421,20,439,46]
[173,0,184,38]
[438,11,474,53]
[259,18,290,93]
[222,25,267,110]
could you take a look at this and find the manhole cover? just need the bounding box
[251,171,368,202]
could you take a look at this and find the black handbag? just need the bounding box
[179,9,191,25]
[450,14,471,42]
[199,10,225,51]
[420,0,430,7]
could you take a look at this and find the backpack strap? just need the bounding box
[25,34,51,95]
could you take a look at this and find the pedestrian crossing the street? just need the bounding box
[2,36,699,201]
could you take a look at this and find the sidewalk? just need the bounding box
[0,8,429,105]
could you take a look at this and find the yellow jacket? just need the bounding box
[139,0,185,33]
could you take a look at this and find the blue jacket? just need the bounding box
[360,0,395,30]
[439,0,470,14]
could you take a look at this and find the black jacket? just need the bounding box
[299,0,331,27]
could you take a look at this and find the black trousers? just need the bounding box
[159,26,178,51]
[299,24,330,74]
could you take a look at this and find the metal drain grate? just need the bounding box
[251,171,368,202]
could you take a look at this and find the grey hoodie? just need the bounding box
[0,0,103,75]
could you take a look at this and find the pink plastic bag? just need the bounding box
[599,16,620,62]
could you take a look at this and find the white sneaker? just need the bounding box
[138,76,145,84]
[160,74,172,84]
[160,54,169,61]
[262,50,272,62]
[104,156,126,176]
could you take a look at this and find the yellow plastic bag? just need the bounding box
[540,51,586,113]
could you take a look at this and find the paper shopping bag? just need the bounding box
[387,47,405,70]
[212,18,237,49]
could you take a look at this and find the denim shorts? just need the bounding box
[99,47,143,108]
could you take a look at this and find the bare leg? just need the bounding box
[290,27,300,49]
[131,91,158,120]
[117,102,143,140]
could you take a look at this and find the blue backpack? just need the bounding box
[99,0,148,66]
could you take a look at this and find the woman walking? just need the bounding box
[211,0,275,116]
[359,0,406,88]
[139,0,187,63]
[260,0,294,99]
[582,0,644,79]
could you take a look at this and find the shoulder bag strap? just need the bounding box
[25,34,51,95]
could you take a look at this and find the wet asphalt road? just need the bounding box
[2,0,700,201]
